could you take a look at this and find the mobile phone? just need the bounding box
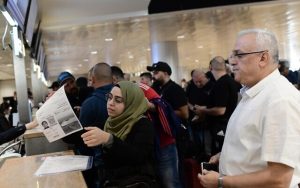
[201,162,218,175]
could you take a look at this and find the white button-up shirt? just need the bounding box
[220,69,300,187]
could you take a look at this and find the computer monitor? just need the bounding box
[4,0,30,31]
[24,0,39,46]
[30,24,41,59]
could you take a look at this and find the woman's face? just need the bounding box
[106,86,125,118]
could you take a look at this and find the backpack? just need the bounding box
[150,98,182,138]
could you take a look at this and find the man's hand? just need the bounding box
[209,152,221,164]
[198,170,219,188]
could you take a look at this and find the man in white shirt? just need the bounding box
[198,29,300,188]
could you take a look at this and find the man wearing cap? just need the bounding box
[147,61,188,186]
[57,71,80,112]
[147,61,188,121]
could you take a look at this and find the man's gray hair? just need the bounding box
[238,29,279,64]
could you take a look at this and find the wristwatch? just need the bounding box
[218,176,223,188]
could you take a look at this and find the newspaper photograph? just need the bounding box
[36,86,83,142]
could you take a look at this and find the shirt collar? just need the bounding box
[241,69,280,98]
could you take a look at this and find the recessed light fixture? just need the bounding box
[6,64,13,67]
[91,51,98,55]
[198,45,203,49]
[83,59,88,62]
[0,56,2,59]
[78,64,82,67]
[116,61,121,64]
[105,38,113,42]
[128,55,134,59]
[147,48,151,51]
[177,35,185,39]
[195,59,199,63]
[65,69,72,73]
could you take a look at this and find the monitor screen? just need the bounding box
[24,0,39,46]
[37,42,43,65]
[39,47,46,70]
[43,59,48,80]
[30,25,41,59]
[5,0,30,31]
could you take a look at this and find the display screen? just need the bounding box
[5,0,30,31]
[24,0,39,46]
[30,24,41,59]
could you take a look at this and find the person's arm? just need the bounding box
[198,162,293,188]
[82,118,154,166]
[81,127,111,147]
[194,105,226,116]
[174,105,189,120]
[0,120,38,145]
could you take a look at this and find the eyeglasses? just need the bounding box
[230,50,268,60]
[105,93,124,104]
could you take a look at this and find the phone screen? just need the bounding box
[201,162,218,175]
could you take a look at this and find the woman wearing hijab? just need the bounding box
[81,81,157,187]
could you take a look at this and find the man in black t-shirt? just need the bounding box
[186,69,214,158]
[147,61,188,187]
[147,61,188,121]
[194,56,238,155]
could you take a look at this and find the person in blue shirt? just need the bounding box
[79,63,113,188]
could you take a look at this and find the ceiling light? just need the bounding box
[198,45,203,49]
[0,56,2,59]
[177,35,185,39]
[6,64,13,67]
[83,59,88,62]
[91,51,98,55]
[116,61,121,64]
[78,64,82,67]
[147,48,151,51]
[128,55,134,59]
[105,38,113,42]
[65,69,72,73]
[195,59,199,63]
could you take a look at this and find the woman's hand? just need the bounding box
[81,127,111,147]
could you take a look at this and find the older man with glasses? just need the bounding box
[198,29,300,188]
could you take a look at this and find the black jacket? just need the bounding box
[0,125,26,145]
[102,117,156,183]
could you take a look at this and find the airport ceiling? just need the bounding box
[0,0,300,82]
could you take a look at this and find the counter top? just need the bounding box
[0,150,87,188]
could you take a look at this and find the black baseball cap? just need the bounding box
[146,61,172,75]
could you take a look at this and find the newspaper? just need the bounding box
[35,155,93,176]
[36,86,83,142]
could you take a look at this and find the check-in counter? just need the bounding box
[23,128,68,156]
[0,150,87,188]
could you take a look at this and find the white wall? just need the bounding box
[0,79,32,103]
[0,80,16,103]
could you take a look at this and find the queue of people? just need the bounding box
[1,28,300,188]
